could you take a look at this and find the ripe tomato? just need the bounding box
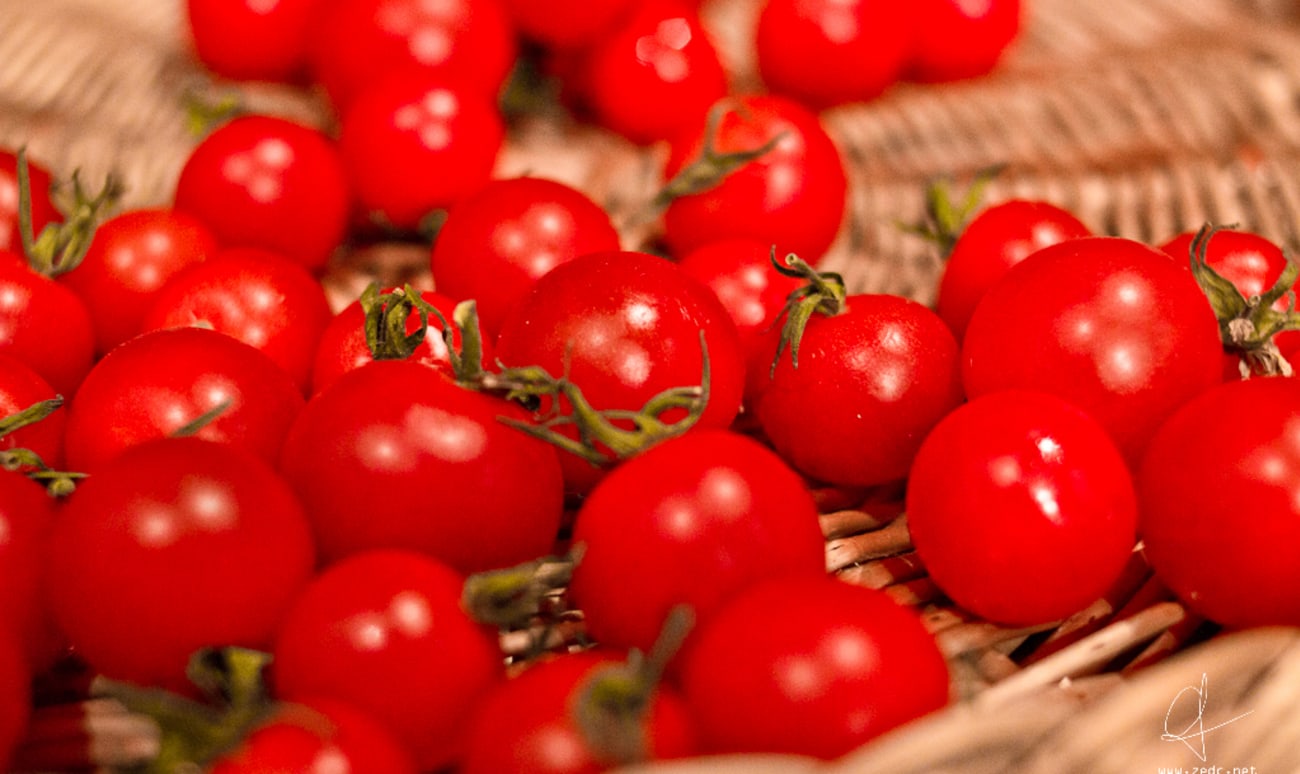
[429,177,621,339]
[961,236,1223,465]
[57,208,217,356]
[0,256,94,397]
[907,390,1138,625]
[208,698,418,774]
[0,149,59,256]
[185,0,321,82]
[0,631,28,773]
[906,0,1021,83]
[0,470,59,671]
[339,70,504,231]
[46,437,316,691]
[278,360,564,574]
[662,95,847,263]
[460,650,697,774]
[500,0,639,49]
[140,247,333,393]
[582,0,728,145]
[64,327,305,471]
[1138,377,1300,627]
[936,199,1090,342]
[174,115,351,273]
[758,293,964,487]
[679,576,949,759]
[0,354,65,468]
[568,430,825,653]
[307,0,516,112]
[272,550,504,771]
[755,0,913,108]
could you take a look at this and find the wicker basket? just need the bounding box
[4,0,1300,772]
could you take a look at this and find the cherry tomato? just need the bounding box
[755,0,913,108]
[278,360,564,573]
[0,470,59,671]
[582,0,728,145]
[0,255,94,397]
[430,177,621,339]
[64,327,305,471]
[1138,377,1300,627]
[568,429,825,653]
[936,199,1090,342]
[961,236,1223,465]
[907,390,1138,625]
[58,208,217,356]
[758,293,964,487]
[339,70,504,231]
[662,95,847,263]
[906,0,1021,83]
[0,354,65,469]
[185,0,321,83]
[174,115,351,273]
[679,575,949,759]
[272,550,504,771]
[140,247,333,393]
[461,650,697,774]
[208,698,418,774]
[0,149,59,256]
[47,437,315,691]
[499,0,639,49]
[307,0,517,113]
[0,631,28,773]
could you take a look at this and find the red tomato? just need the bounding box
[679,576,949,759]
[0,631,28,773]
[174,115,351,273]
[430,177,621,339]
[140,247,333,393]
[208,698,418,774]
[0,150,59,256]
[961,236,1223,465]
[0,354,65,469]
[0,256,94,397]
[755,0,913,108]
[58,208,217,356]
[500,0,639,49]
[1138,377,1300,627]
[568,430,825,653]
[662,95,847,263]
[272,550,504,771]
[582,0,728,145]
[758,293,964,487]
[461,650,697,774]
[278,360,564,573]
[0,471,59,671]
[47,437,315,691]
[307,0,516,113]
[906,0,1021,83]
[339,70,504,231]
[936,199,1090,342]
[907,390,1138,625]
[185,0,321,82]
[64,327,305,471]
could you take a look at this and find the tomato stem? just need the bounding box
[898,165,1004,255]
[770,248,846,375]
[462,549,581,636]
[651,102,787,210]
[17,147,122,277]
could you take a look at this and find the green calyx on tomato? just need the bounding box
[0,395,83,496]
[16,147,122,278]
[361,283,489,382]
[461,550,580,637]
[652,102,787,209]
[899,164,1004,255]
[769,248,846,376]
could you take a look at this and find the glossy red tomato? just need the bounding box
[185,0,321,82]
[430,177,621,338]
[339,70,504,231]
[662,95,847,263]
[0,150,59,256]
[755,0,913,108]
[278,360,564,573]
[0,471,58,671]
[58,208,217,356]
[1138,377,1300,627]
[0,255,94,397]
[0,631,28,773]
[961,236,1223,465]
[208,698,418,774]
[679,575,949,759]
[583,0,728,145]
[568,430,825,653]
[495,250,745,493]
[64,327,305,471]
[907,390,1138,625]
[758,293,964,487]
[0,354,65,469]
[47,437,315,691]
[500,0,639,49]
[906,0,1021,83]
[461,650,697,774]
[936,199,1090,342]
[272,550,503,771]
[174,115,350,273]
[140,247,333,393]
[307,0,516,112]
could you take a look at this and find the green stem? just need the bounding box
[651,102,787,210]
[769,249,847,376]
[17,146,123,276]
[171,400,234,437]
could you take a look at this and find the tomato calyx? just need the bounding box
[651,102,787,210]
[360,282,435,362]
[0,395,83,495]
[183,86,248,139]
[770,249,846,376]
[170,399,236,438]
[462,551,580,643]
[17,147,122,277]
[1187,223,1300,377]
[899,166,1003,255]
